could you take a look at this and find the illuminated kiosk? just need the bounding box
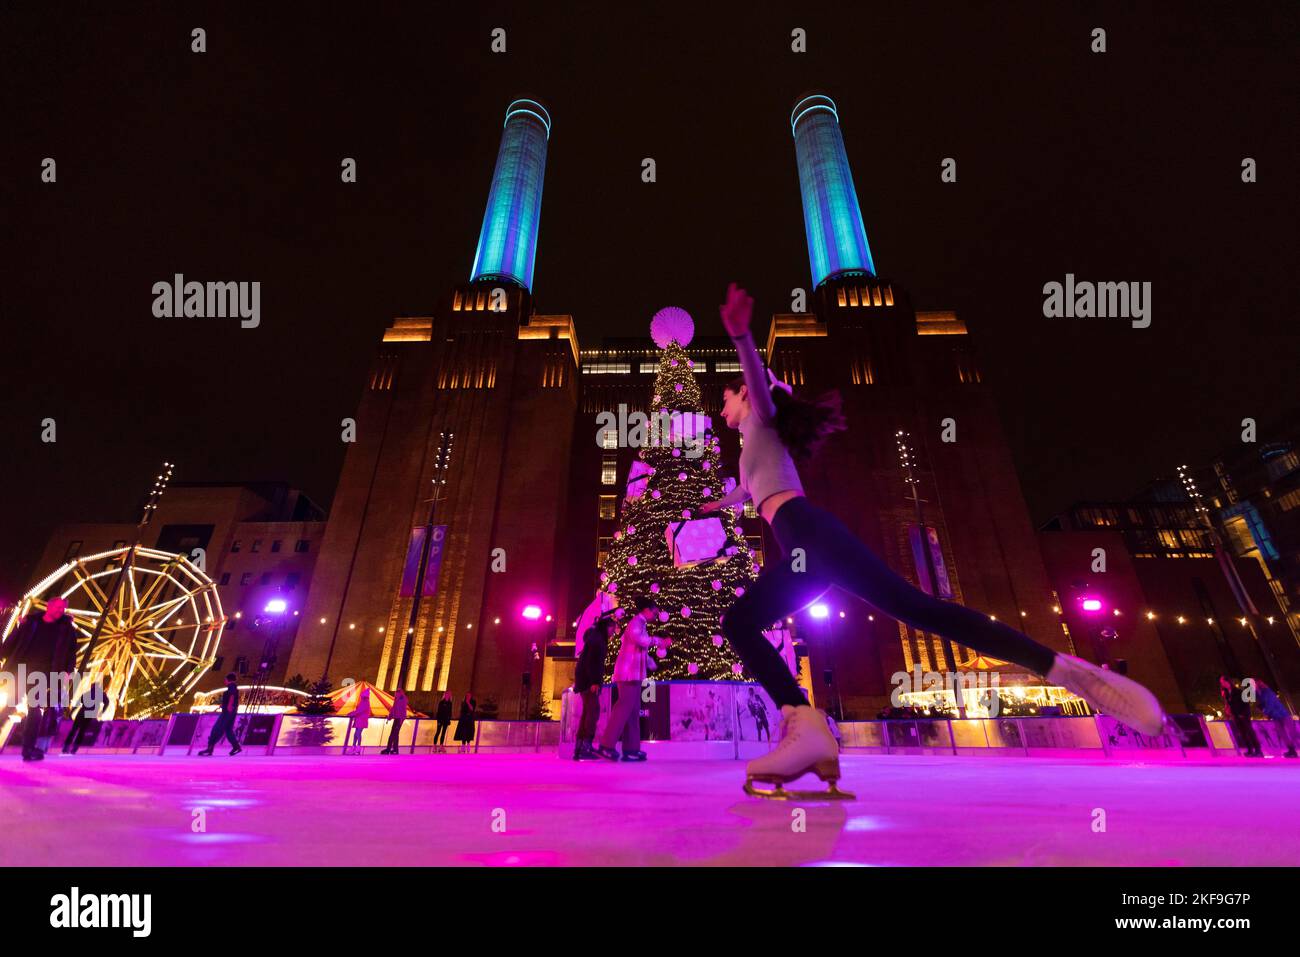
[2,546,226,719]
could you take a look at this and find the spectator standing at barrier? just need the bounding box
[1219,675,1261,757]
[1256,680,1298,758]
[382,689,408,754]
[198,673,243,756]
[434,691,454,751]
[454,691,477,751]
[347,686,372,754]
[747,688,771,742]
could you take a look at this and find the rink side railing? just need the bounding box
[1,710,1294,759]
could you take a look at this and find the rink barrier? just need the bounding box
[0,712,562,756]
[1,711,1294,759]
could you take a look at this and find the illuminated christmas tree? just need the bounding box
[600,308,759,680]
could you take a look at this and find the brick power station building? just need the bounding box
[23,94,1297,719]
[277,92,1085,719]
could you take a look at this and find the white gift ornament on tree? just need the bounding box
[665,517,735,567]
[625,459,654,501]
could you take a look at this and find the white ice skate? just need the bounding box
[744,705,854,800]
[1047,653,1165,735]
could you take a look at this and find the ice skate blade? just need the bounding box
[743,776,855,800]
[743,759,855,801]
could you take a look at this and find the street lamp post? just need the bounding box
[241,596,290,742]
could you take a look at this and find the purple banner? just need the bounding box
[400,524,448,598]
[908,524,954,599]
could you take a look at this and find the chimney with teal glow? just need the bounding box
[790,94,877,288]
[469,98,552,291]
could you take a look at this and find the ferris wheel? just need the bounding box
[2,545,226,719]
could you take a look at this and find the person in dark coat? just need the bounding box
[1256,679,1298,758]
[453,692,477,751]
[572,614,614,760]
[382,689,408,754]
[1219,675,1261,757]
[434,691,454,751]
[1,597,79,761]
[63,673,109,754]
[198,673,242,756]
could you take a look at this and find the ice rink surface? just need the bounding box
[2,752,1296,867]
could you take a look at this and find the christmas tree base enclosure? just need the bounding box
[1,750,1297,867]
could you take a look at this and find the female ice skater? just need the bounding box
[701,282,1166,798]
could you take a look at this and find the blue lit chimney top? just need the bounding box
[790,94,877,288]
[470,98,552,291]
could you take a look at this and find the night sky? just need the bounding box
[2,1,1295,598]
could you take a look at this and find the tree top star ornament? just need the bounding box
[650,306,694,349]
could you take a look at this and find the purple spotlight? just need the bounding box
[263,598,288,614]
[521,604,542,621]
[810,603,829,619]
[1081,598,1102,612]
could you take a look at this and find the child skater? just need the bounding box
[701,282,1166,798]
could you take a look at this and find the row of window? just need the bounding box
[231,539,310,554]
[583,360,744,375]
[596,494,755,520]
[834,284,895,308]
[219,571,302,589]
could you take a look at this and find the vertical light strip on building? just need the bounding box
[790,94,876,288]
[469,98,552,291]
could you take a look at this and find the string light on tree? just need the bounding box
[600,307,758,680]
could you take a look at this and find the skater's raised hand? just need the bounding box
[719,282,754,338]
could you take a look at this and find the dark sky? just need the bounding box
[2,1,1296,598]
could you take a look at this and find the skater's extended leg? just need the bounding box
[720,557,850,798]
[774,498,1057,675]
[771,497,1165,734]
[721,562,829,708]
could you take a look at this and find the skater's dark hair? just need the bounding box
[725,375,845,461]
[632,595,660,613]
[225,672,238,682]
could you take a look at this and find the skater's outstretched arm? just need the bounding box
[719,282,775,422]
[700,484,750,513]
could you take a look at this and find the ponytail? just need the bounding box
[726,375,845,461]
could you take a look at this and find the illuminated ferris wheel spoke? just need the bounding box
[69,564,110,613]
[133,561,179,614]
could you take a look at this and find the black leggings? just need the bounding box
[721,496,1059,709]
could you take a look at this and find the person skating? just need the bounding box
[0,597,79,762]
[434,691,453,752]
[593,596,667,762]
[197,673,242,756]
[453,691,476,751]
[702,283,1167,798]
[572,613,615,760]
[1256,680,1298,758]
[63,673,109,754]
[347,686,372,754]
[1220,676,1262,757]
[381,688,408,754]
